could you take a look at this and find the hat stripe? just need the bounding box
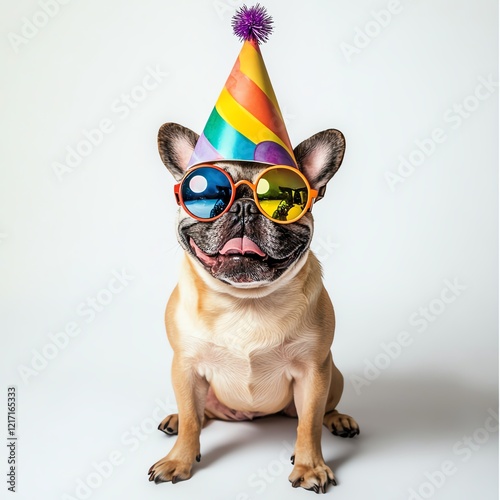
[215,87,293,159]
[226,59,294,153]
[238,41,281,115]
[188,132,224,166]
[204,106,256,160]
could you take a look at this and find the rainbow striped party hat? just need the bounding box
[187,4,297,169]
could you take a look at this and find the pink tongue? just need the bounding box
[220,237,266,257]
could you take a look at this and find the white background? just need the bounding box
[1,0,498,499]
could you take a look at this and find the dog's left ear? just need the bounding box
[158,123,200,181]
[294,129,346,202]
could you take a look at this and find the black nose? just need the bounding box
[228,184,260,220]
[229,198,259,219]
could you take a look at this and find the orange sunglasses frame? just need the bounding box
[174,164,318,225]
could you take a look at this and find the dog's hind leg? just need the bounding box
[157,385,261,437]
[158,414,180,435]
[323,359,360,438]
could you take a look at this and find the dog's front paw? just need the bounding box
[288,462,337,493]
[148,456,197,484]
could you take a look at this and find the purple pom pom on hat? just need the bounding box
[231,3,274,44]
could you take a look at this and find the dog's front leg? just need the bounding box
[289,355,336,493]
[148,355,209,484]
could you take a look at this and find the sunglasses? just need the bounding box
[174,164,318,224]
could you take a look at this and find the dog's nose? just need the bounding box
[229,198,260,219]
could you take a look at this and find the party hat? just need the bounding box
[187,4,297,169]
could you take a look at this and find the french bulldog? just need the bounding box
[148,122,359,493]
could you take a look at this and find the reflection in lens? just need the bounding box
[256,177,270,195]
[256,168,308,221]
[181,167,232,219]
[189,175,208,193]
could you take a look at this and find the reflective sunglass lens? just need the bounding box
[256,169,308,221]
[181,167,232,219]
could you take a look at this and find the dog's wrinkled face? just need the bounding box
[158,124,346,287]
[177,161,313,285]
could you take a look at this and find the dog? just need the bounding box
[148,122,359,493]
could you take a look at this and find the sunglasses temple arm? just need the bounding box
[309,188,319,210]
[314,186,327,203]
[173,184,181,205]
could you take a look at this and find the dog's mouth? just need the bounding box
[189,236,301,284]
[191,236,266,262]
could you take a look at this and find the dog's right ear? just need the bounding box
[157,123,199,181]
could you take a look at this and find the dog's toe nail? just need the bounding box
[196,454,201,462]
[330,477,337,486]
[290,455,295,464]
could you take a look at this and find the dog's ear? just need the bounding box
[294,129,346,202]
[158,123,199,181]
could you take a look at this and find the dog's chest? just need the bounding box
[197,342,296,412]
[184,310,309,412]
